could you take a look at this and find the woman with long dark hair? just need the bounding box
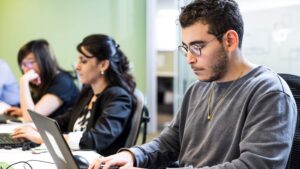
[7,39,79,121]
[12,34,136,156]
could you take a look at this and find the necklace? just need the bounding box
[87,95,97,110]
[207,72,243,120]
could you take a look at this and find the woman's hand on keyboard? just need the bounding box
[11,125,43,144]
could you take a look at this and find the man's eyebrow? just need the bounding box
[190,40,205,46]
[182,40,206,47]
[181,40,207,46]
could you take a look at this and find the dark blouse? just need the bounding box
[55,85,134,156]
[32,72,79,119]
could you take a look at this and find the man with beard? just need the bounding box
[89,0,297,169]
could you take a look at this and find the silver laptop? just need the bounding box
[28,109,86,169]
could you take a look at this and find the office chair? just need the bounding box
[125,89,150,147]
[279,73,300,169]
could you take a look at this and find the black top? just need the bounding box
[33,72,79,119]
[55,85,134,156]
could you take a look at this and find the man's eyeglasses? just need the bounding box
[178,35,222,57]
[21,60,36,68]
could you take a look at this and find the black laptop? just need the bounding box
[0,133,25,149]
[0,114,34,149]
[0,114,22,124]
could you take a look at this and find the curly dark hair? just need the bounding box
[77,34,136,96]
[179,0,244,48]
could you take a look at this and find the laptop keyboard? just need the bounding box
[0,114,22,124]
[0,133,23,148]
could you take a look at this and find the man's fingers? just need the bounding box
[89,156,108,169]
[119,162,134,169]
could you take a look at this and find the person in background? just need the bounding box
[12,34,136,156]
[0,59,19,106]
[6,39,79,121]
[89,0,297,169]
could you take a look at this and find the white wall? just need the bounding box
[173,0,300,115]
[240,2,300,75]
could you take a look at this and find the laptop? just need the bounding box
[0,133,24,149]
[0,114,22,124]
[0,115,34,149]
[28,109,87,169]
[28,110,120,169]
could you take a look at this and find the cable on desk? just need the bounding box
[26,160,55,165]
[3,159,54,169]
[5,161,32,169]
[23,160,55,169]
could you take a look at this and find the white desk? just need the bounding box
[0,148,55,168]
[0,123,99,169]
[0,148,99,169]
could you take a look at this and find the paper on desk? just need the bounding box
[31,143,48,154]
[0,101,11,114]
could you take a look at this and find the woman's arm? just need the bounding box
[20,70,63,122]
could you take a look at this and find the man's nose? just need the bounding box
[186,52,197,64]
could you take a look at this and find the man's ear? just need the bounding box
[223,30,239,52]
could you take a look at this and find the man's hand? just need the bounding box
[88,151,137,169]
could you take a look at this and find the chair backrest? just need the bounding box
[125,89,150,147]
[279,73,300,169]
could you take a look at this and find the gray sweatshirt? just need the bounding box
[129,66,297,169]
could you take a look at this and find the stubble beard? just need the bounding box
[206,49,228,82]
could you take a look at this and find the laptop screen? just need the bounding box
[28,109,80,169]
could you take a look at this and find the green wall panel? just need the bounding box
[0,0,146,91]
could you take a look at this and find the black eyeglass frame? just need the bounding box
[178,34,224,57]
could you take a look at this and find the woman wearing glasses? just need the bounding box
[12,34,136,155]
[6,39,79,121]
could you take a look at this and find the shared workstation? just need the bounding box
[1,0,300,169]
[0,118,99,169]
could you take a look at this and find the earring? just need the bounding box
[101,71,104,75]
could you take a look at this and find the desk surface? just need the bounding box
[0,123,99,169]
[0,148,99,169]
[0,122,26,133]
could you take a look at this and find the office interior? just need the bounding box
[1,0,300,136]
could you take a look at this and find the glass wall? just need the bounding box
[174,0,300,114]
